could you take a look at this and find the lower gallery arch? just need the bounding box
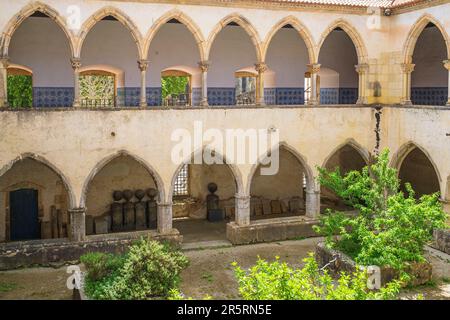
[398,147,440,198]
[83,154,161,236]
[170,156,238,243]
[321,144,367,211]
[0,158,71,242]
[249,147,310,220]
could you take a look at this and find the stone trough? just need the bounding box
[315,242,432,287]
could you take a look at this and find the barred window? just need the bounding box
[174,164,189,196]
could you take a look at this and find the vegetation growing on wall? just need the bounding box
[314,149,447,270]
[7,75,32,108]
[81,239,189,300]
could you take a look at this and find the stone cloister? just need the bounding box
[0,0,450,266]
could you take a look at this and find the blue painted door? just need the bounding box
[10,189,39,241]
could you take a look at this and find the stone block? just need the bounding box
[94,218,108,235]
[262,199,271,215]
[271,200,282,214]
[41,221,52,239]
[289,197,301,213]
[85,215,94,236]
[434,229,450,255]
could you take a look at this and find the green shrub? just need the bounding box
[233,253,401,300]
[80,252,125,281]
[81,239,189,300]
[314,149,447,270]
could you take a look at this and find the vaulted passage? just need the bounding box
[398,147,440,198]
[249,148,308,220]
[321,144,367,210]
[172,161,236,243]
[318,28,359,104]
[0,158,70,242]
[81,16,140,107]
[84,155,159,235]
[208,22,258,105]
[8,12,73,107]
[265,24,310,105]
[411,23,448,106]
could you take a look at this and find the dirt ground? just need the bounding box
[0,237,449,300]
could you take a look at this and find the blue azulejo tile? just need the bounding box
[276,88,304,105]
[411,87,447,106]
[207,88,236,106]
[33,87,74,108]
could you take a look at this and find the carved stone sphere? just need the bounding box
[207,183,218,194]
[135,189,145,201]
[123,189,134,202]
[147,188,158,199]
[112,190,123,202]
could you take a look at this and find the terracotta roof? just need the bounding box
[248,0,419,8]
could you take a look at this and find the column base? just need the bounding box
[400,99,413,106]
[356,97,368,105]
[200,99,209,107]
[305,190,320,219]
[139,101,147,109]
[307,100,319,106]
[235,194,251,226]
[157,202,173,235]
[446,100,450,107]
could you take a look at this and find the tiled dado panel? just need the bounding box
[264,88,277,105]
[208,88,236,106]
[275,88,304,105]
[192,87,202,106]
[33,87,74,108]
[118,87,162,107]
[412,87,448,106]
[319,88,358,105]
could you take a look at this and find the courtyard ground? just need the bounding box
[0,237,449,300]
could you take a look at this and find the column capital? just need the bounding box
[400,63,415,74]
[0,56,9,68]
[307,63,321,74]
[198,60,210,72]
[70,57,81,71]
[355,63,369,74]
[138,59,149,72]
[254,62,268,73]
[443,60,450,71]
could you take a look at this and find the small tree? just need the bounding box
[7,75,32,108]
[314,149,447,270]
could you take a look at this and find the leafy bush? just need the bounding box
[161,76,189,99]
[314,149,447,270]
[7,75,32,108]
[82,239,189,300]
[233,253,401,300]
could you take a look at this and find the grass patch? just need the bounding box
[0,282,18,293]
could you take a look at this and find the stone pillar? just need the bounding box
[305,190,320,219]
[69,208,86,242]
[138,60,149,108]
[71,58,82,108]
[157,202,173,234]
[255,62,267,105]
[443,60,450,106]
[235,194,251,226]
[0,56,9,108]
[307,63,321,105]
[198,61,210,106]
[400,63,415,105]
[355,63,369,104]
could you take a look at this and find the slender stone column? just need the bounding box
[235,193,251,226]
[307,63,321,105]
[400,63,415,105]
[71,58,82,108]
[355,63,369,104]
[138,60,149,108]
[198,61,210,106]
[305,190,320,219]
[255,62,267,105]
[69,208,86,242]
[443,60,450,106]
[157,202,173,234]
[0,56,9,108]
